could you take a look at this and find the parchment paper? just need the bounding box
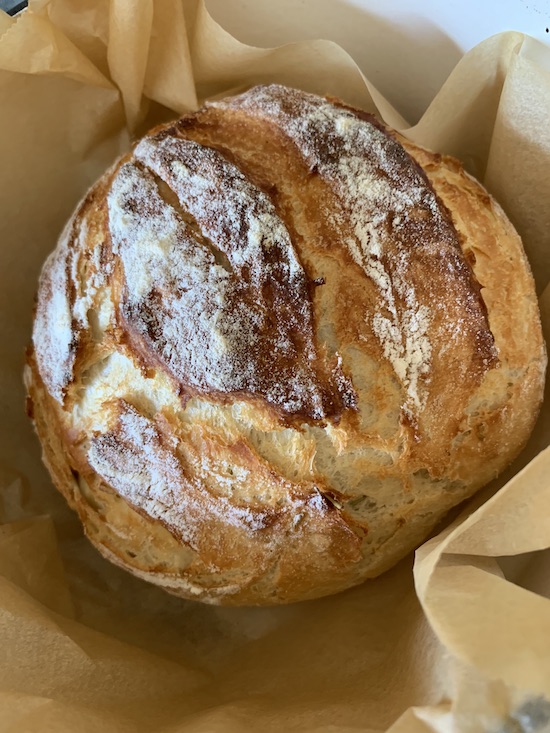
[0,2,549,731]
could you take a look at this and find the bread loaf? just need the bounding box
[26,85,546,605]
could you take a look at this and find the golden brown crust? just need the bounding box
[26,85,546,605]
[402,138,547,484]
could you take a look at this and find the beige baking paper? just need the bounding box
[0,2,549,731]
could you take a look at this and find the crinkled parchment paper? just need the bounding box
[0,2,549,731]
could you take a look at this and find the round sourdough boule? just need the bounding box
[25,84,546,606]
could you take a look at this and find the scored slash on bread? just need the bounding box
[25,85,546,605]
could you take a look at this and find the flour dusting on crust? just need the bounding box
[107,138,355,420]
[32,218,81,404]
[212,86,449,410]
[88,402,273,550]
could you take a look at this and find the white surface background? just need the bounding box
[206,0,550,123]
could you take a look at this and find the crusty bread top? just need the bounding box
[27,85,546,605]
[35,86,497,425]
